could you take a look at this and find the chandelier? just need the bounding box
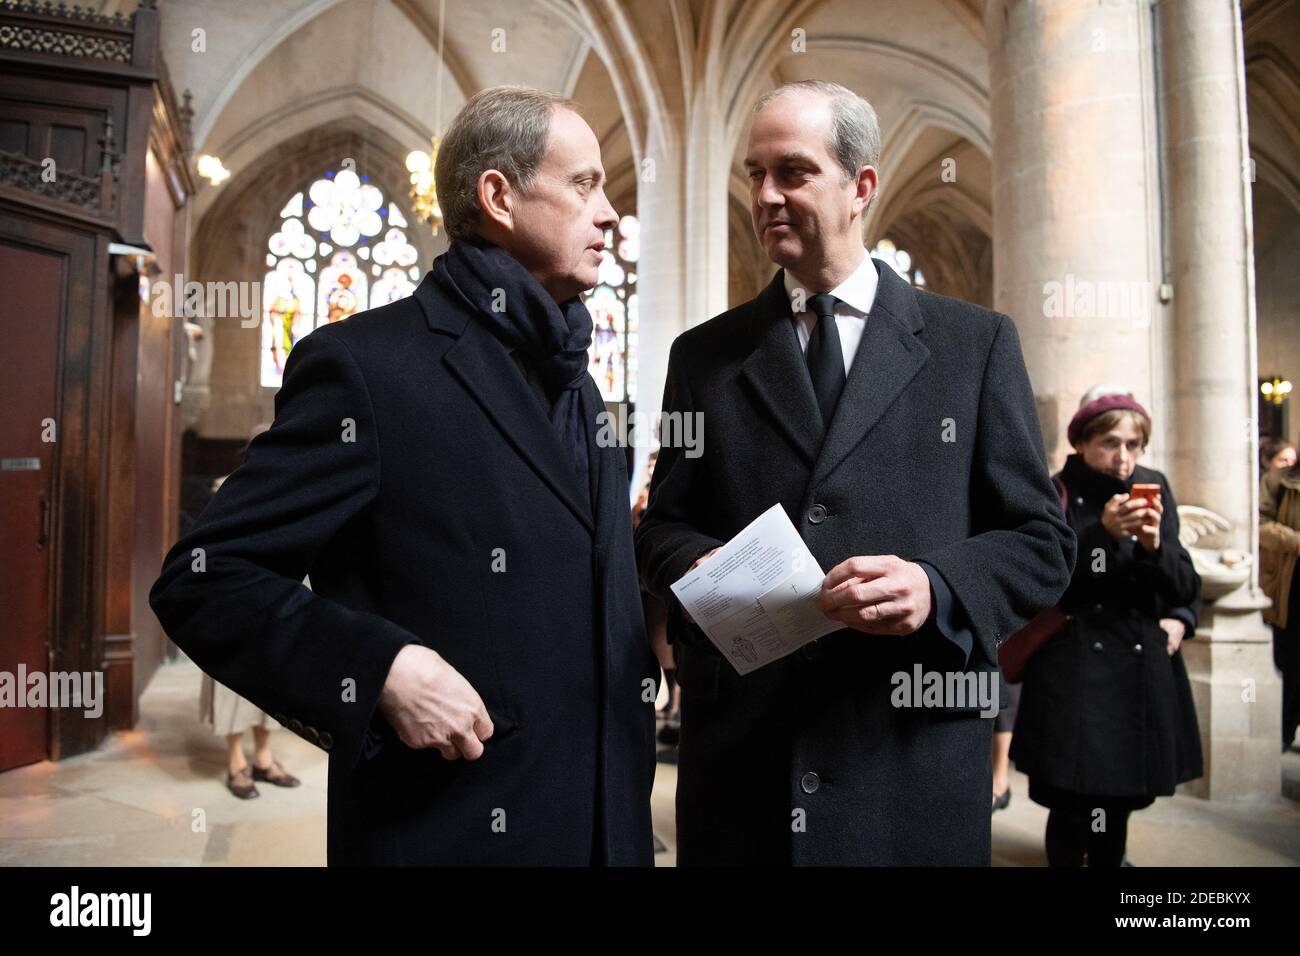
[1260,376,1293,406]
[406,0,446,236]
[405,143,442,235]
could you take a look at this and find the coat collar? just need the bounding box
[740,258,929,481]
[414,269,595,533]
[1060,453,1144,501]
[1273,465,1300,492]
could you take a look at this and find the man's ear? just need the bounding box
[477,169,513,231]
[854,165,879,217]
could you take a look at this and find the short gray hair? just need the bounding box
[754,80,881,181]
[435,85,577,241]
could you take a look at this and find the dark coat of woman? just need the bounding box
[1011,453,1203,808]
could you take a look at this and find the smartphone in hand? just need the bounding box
[1129,483,1161,507]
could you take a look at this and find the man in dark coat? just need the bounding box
[635,80,1076,865]
[150,86,659,865]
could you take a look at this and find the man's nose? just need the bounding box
[596,192,618,229]
[757,172,784,208]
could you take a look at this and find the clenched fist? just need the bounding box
[378,644,494,760]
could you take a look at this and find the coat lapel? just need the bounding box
[811,260,930,485]
[417,273,595,533]
[585,376,620,550]
[739,272,822,467]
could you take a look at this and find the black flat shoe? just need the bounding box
[992,788,1011,812]
[251,760,300,787]
[226,766,259,800]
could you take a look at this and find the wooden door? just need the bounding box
[0,241,62,771]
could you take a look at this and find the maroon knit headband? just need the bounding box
[1067,394,1151,447]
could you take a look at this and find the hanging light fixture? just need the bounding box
[406,0,447,235]
[1260,375,1293,406]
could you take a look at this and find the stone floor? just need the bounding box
[1,656,1297,866]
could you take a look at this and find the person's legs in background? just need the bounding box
[226,732,247,775]
[225,732,258,799]
[1085,805,1131,867]
[992,677,1019,810]
[1044,806,1088,866]
[1274,626,1300,751]
[250,724,300,787]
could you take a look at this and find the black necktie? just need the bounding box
[805,293,846,429]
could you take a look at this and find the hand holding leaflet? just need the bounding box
[670,504,839,675]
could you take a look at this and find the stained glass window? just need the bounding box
[871,238,926,287]
[584,214,639,402]
[261,170,420,387]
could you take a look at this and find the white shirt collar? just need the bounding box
[783,251,879,317]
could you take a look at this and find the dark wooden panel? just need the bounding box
[0,119,29,154]
[0,210,111,761]
[0,240,61,772]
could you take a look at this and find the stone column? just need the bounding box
[1158,0,1279,802]
[634,118,686,492]
[986,0,1165,462]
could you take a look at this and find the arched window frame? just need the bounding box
[261,168,420,388]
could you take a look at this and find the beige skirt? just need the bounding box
[199,673,279,737]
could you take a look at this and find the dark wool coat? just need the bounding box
[635,260,1076,865]
[1011,454,1203,807]
[151,269,659,865]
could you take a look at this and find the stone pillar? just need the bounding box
[1158,0,1280,802]
[618,41,730,494]
[634,118,686,493]
[986,0,1165,462]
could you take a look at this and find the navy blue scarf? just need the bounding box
[432,239,594,499]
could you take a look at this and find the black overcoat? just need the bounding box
[150,269,659,865]
[635,260,1076,865]
[1010,454,1203,806]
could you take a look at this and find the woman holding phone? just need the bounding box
[1011,390,1202,866]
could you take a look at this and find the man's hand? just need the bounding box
[1159,617,1186,656]
[680,547,719,625]
[816,555,933,636]
[378,644,493,760]
[1102,493,1162,551]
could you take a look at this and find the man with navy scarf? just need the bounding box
[151,86,659,865]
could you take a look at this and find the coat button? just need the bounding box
[800,772,820,794]
[304,726,320,745]
[1092,603,1105,614]
[1133,643,1143,654]
[319,731,334,751]
[1092,641,1103,652]
[808,504,827,524]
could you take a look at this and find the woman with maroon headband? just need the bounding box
[1011,390,1202,866]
